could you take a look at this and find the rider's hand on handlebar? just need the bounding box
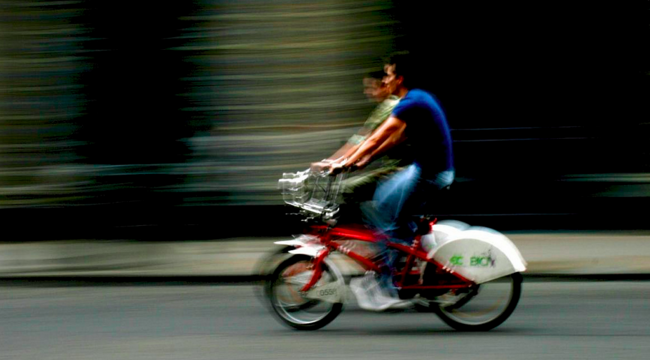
[328,160,357,175]
[310,160,333,173]
[328,161,344,175]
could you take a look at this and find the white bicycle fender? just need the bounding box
[278,254,344,303]
[428,228,527,284]
[288,245,325,257]
[304,258,345,303]
[274,235,320,248]
[274,239,306,247]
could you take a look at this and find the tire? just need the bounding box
[253,246,293,303]
[433,272,523,331]
[267,255,344,330]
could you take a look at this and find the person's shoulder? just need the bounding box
[381,96,400,108]
[385,95,400,104]
[397,89,430,108]
[409,89,445,110]
[408,89,436,102]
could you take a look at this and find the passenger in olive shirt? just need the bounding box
[312,71,402,209]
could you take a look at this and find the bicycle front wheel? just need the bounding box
[267,255,344,330]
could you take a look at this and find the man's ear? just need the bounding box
[396,75,404,87]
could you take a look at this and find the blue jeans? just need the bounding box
[361,164,454,288]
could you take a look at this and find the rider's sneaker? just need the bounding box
[349,272,411,311]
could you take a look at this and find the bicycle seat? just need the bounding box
[410,185,454,234]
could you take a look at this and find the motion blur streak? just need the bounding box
[1,1,649,233]
[0,1,88,206]
[0,1,399,208]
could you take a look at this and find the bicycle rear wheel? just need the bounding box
[433,272,523,331]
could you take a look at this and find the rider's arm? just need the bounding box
[326,126,370,161]
[325,143,355,163]
[343,116,406,169]
[319,98,398,169]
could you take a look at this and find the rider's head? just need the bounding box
[363,70,391,103]
[382,51,417,96]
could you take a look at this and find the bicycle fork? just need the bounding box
[300,247,329,292]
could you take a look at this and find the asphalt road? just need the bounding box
[1,282,649,360]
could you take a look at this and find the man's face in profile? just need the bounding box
[383,64,401,96]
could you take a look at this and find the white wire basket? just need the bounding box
[278,169,344,219]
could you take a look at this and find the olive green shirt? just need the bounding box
[347,95,400,145]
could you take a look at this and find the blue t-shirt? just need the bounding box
[392,89,454,174]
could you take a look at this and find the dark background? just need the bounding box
[2,1,648,240]
[392,1,650,230]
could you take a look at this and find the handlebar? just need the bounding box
[278,168,347,220]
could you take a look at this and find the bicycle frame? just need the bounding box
[279,169,476,294]
[298,220,476,293]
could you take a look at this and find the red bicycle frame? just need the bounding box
[299,219,476,292]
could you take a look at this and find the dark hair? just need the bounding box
[383,51,417,88]
[365,69,385,81]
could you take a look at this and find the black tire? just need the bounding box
[433,272,523,331]
[267,255,344,330]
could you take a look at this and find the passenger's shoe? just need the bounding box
[349,272,411,311]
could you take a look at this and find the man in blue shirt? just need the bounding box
[332,51,455,310]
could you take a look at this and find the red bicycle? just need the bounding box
[264,169,526,331]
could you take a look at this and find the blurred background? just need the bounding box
[1,0,649,240]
